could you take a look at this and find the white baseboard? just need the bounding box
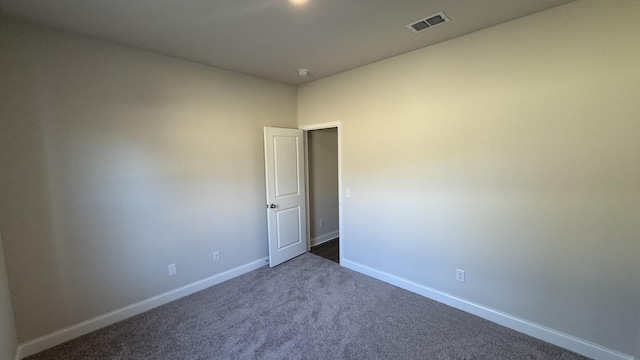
[341,258,634,360]
[17,257,268,359]
[311,230,339,247]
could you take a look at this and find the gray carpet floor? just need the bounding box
[27,253,590,359]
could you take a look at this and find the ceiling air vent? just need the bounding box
[407,12,450,33]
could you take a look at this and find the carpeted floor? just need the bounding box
[27,253,590,360]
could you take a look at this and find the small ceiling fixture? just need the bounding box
[407,12,450,33]
[288,0,309,6]
[297,69,309,76]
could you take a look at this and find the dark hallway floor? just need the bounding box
[310,238,339,263]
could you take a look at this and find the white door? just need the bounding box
[264,127,307,267]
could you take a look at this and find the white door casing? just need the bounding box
[264,127,307,267]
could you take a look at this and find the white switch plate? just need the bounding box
[456,269,465,283]
[213,251,220,262]
[168,263,177,276]
[345,188,351,198]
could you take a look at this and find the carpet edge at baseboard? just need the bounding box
[16,257,268,359]
[340,258,634,360]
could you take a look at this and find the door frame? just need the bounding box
[299,121,342,264]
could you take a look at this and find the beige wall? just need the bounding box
[308,128,339,245]
[0,17,297,342]
[298,0,640,357]
[0,233,18,360]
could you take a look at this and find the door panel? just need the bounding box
[274,136,300,197]
[276,206,302,249]
[264,127,307,267]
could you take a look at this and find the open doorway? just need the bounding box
[304,125,340,263]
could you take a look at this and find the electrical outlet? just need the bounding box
[213,251,220,262]
[456,269,465,283]
[320,219,325,228]
[168,263,177,276]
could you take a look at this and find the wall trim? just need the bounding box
[311,230,339,247]
[16,257,268,359]
[299,121,340,131]
[341,258,634,360]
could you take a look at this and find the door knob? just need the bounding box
[269,204,277,209]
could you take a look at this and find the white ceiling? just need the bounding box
[0,0,576,85]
